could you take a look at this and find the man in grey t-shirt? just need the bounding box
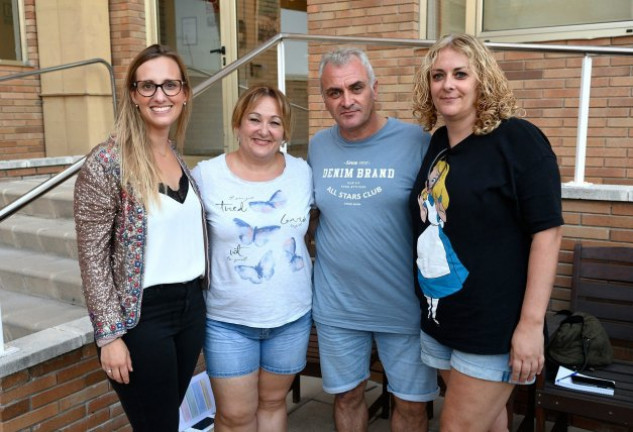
[308,47,438,431]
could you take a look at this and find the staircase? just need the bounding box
[0,177,87,342]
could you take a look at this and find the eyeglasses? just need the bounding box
[133,80,186,97]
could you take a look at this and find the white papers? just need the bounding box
[179,372,216,431]
[555,365,615,396]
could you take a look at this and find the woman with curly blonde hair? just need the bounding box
[413,33,518,136]
[409,34,563,431]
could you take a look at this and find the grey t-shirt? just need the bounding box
[308,117,430,334]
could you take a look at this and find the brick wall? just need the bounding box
[108,0,148,97]
[0,0,44,164]
[494,36,633,186]
[307,0,422,134]
[0,345,130,432]
[0,345,207,432]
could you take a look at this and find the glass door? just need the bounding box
[157,0,237,157]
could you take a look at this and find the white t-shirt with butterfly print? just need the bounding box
[192,153,313,328]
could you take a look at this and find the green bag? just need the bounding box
[546,311,613,371]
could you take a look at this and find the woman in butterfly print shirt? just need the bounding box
[192,85,313,432]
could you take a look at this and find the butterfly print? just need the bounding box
[249,190,287,213]
[284,237,304,271]
[233,218,280,246]
[234,250,275,284]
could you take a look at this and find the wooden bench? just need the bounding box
[533,244,633,431]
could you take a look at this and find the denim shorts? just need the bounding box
[204,311,312,378]
[420,330,535,385]
[315,322,439,402]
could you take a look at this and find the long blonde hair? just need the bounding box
[116,44,192,205]
[412,33,517,135]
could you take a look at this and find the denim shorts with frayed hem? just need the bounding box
[204,311,312,378]
[315,321,440,402]
[420,330,535,385]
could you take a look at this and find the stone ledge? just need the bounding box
[0,315,93,378]
[0,156,83,170]
[562,183,633,202]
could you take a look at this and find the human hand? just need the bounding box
[100,338,133,384]
[509,321,544,384]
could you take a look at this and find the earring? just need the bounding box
[135,104,139,109]
[183,102,187,106]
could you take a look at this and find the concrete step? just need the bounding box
[0,176,75,219]
[0,246,84,307]
[0,214,77,259]
[0,288,87,342]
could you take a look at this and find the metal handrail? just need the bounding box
[189,64,308,112]
[3,33,633,224]
[0,158,86,221]
[192,32,633,96]
[238,84,308,112]
[0,58,117,223]
[0,58,117,114]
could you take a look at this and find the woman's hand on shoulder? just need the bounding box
[100,338,133,384]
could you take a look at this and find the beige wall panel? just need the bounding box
[35,0,113,156]
[43,96,114,157]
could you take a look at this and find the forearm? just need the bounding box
[519,226,563,328]
[510,226,562,380]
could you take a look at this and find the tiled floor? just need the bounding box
[286,376,592,432]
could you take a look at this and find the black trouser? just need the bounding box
[105,278,205,432]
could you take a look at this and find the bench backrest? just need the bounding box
[571,244,633,343]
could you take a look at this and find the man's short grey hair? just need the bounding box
[318,47,377,92]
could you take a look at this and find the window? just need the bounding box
[0,0,23,62]
[425,0,633,42]
[426,0,466,40]
[483,0,633,31]
[480,0,633,41]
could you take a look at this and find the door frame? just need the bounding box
[219,0,238,153]
[146,0,239,153]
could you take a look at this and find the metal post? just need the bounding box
[0,305,4,356]
[0,305,19,357]
[573,55,593,185]
[277,39,286,93]
[277,40,287,152]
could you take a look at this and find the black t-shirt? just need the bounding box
[409,117,564,354]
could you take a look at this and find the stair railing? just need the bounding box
[0,57,117,115]
[0,58,117,225]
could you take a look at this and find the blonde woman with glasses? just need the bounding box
[74,44,208,431]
